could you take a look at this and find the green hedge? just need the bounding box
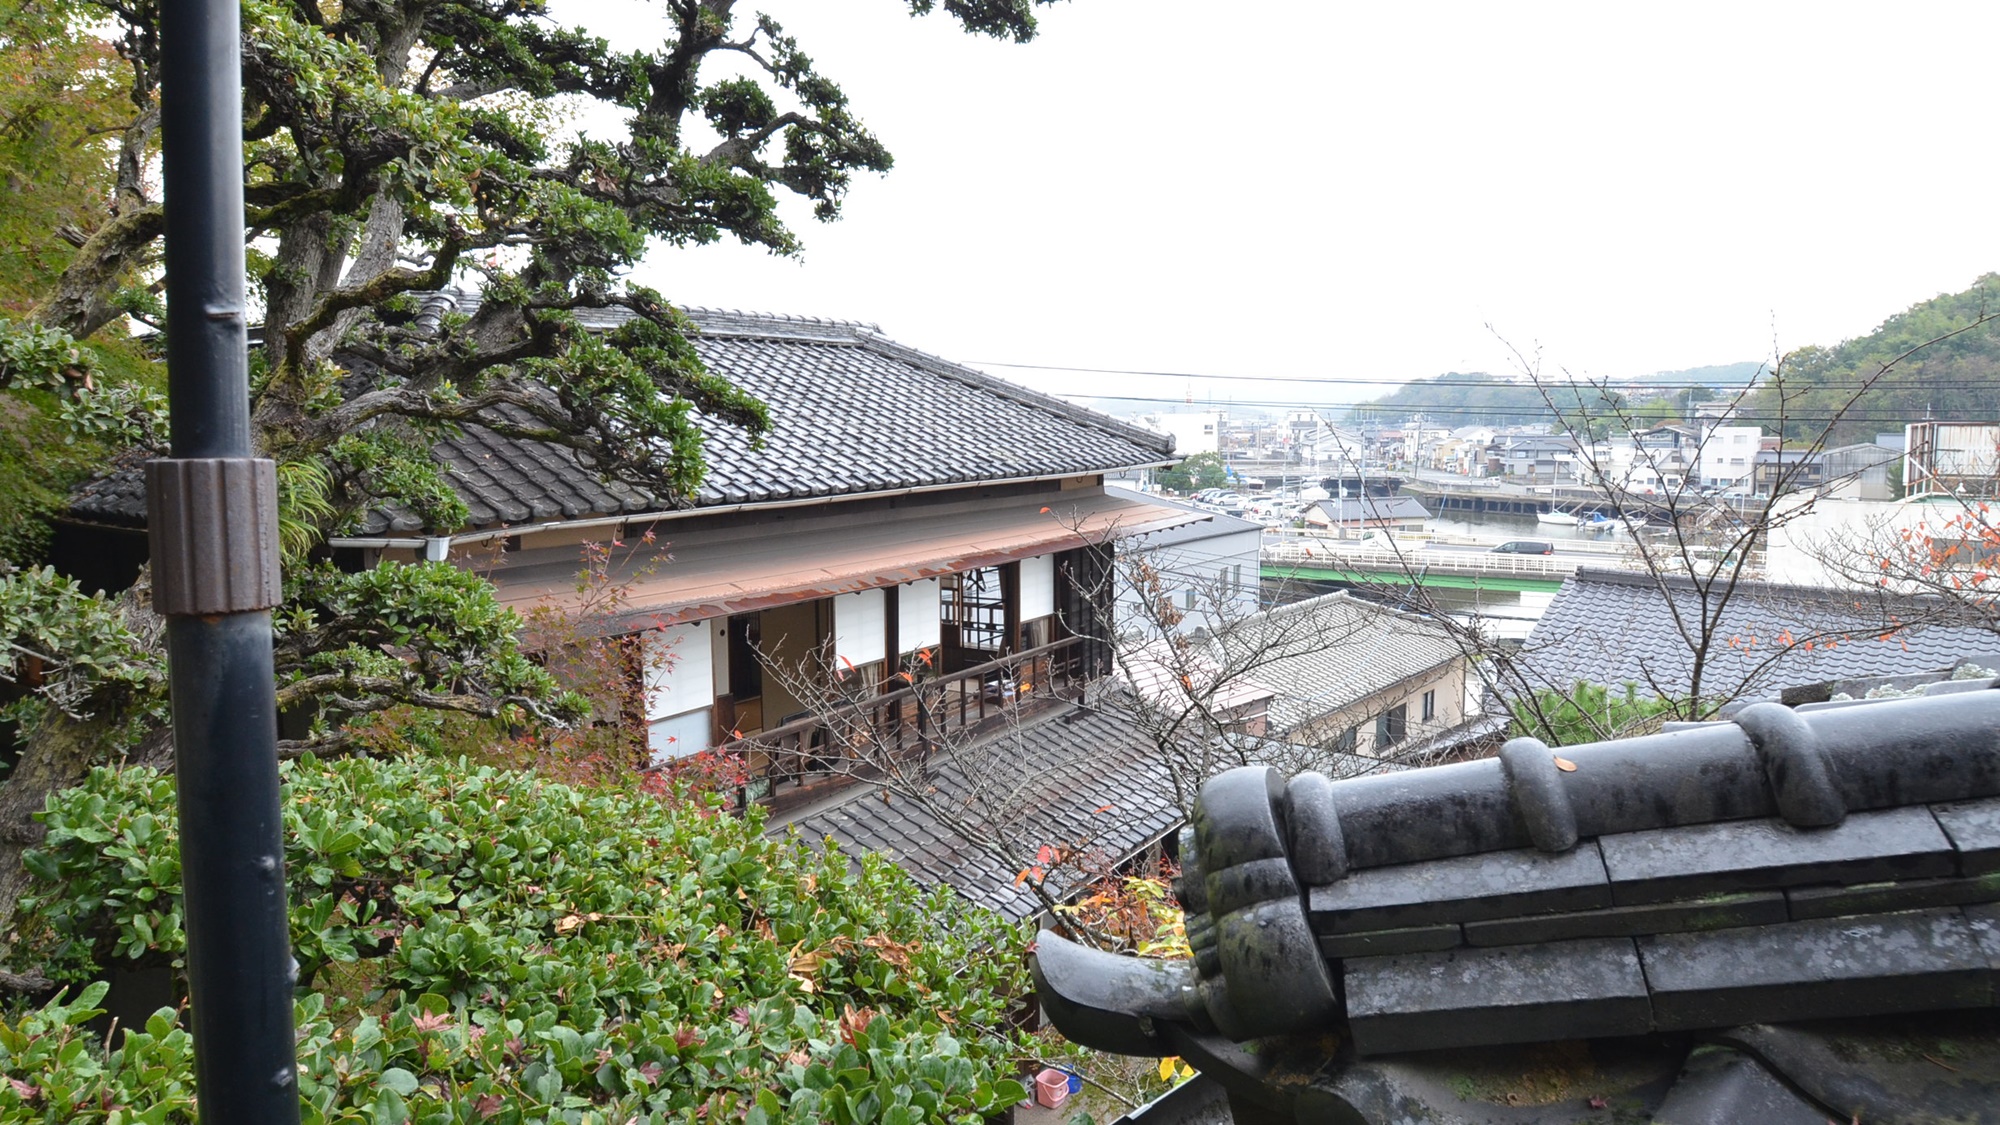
[4,758,1030,1123]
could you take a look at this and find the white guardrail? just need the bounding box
[1259,531,1593,579]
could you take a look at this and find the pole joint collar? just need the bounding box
[146,457,281,615]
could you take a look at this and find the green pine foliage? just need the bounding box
[6,756,1033,1123]
[1509,682,1679,747]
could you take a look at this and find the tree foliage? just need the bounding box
[1351,372,1566,429]
[0,0,160,560]
[0,0,132,311]
[1154,451,1226,492]
[1743,273,2000,445]
[0,0,1065,845]
[1508,681,1678,747]
[0,566,164,736]
[16,0,1056,536]
[6,755,1033,1122]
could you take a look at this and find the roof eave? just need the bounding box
[333,461,1181,549]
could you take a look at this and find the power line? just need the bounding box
[1074,392,1981,426]
[972,359,2000,394]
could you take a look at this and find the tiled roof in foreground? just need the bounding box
[1036,679,2000,1124]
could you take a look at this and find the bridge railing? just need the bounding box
[1263,526,1633,556]
[1259,536,1580,578]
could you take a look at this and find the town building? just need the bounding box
[1818,442,1902,501]
[1135,409,1227,458]
[1302,495,1432,538]
[1210,591,1488,759]
[1110,491,1262,637]
[1905,420,2000,499]
[1496,434,1578,485]
[1695,424,1761,490]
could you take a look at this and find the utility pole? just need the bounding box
[152,0,302,1117]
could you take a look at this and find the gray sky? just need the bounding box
[556,1,2000,410]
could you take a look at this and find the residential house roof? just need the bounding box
[1820,441,1902,460]
[1111,489,1262,550]
[1212,592,1463,735]
[783,699,1185,922]
[1520,567,2000,701]
[1500,434,1577,453]
[1309,496,1432,524]
[64,300,1176,534]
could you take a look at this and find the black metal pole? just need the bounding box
[153,0,301,1114]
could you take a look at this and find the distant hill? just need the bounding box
[1348,372,1542,427]
[1624,361,1766,389]
[1348,371,1623,428]
[1740,274,2000,444]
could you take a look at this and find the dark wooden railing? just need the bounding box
[722,636,1097,814]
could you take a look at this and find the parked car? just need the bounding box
[1491,540,1555,555]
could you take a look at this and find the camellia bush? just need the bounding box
[1,756,1032,1123]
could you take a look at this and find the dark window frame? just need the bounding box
[1376,703,1408,748]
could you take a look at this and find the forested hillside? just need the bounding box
[1749,274,2000,444]
[1622,361,1765,389]
[1348,372,1557,426]
[1349,362,1757,429]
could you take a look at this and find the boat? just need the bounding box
[1580,510,1648,532]
[1535,504,1582,526]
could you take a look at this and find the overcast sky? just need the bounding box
[555,1,2000,411]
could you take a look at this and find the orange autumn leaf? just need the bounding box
[837,1006,876,1048]
[1553,756,1578,772]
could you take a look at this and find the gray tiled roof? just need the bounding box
[65,300,1175,532]
[1214,592,1463,734]
[63,449,151,529]
[785,701,1185,922]
[1310,496,1432,524]
[1520,567,2000,701]
[1049,683,2000,1125]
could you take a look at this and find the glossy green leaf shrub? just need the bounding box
[7,757,1032,1123]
